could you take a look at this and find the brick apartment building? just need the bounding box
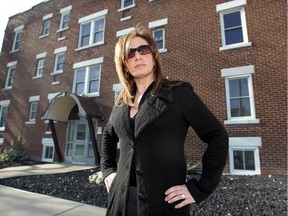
[0,0,286,175]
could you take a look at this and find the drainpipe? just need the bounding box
[87,117,100,166]
[49,119,63,162]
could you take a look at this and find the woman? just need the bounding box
[100,25,228,216]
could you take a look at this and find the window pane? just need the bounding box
[0,106,8,127]
[94,19,104,43]
[62,13,70,29]
[56,55,64,71]
[76,69,86,82]
[240,98,251,116]
[45,146,53,159]
[81,23,91,46]
[154,30,164,49]
[124,0,133,7]
[245,151,255,170]
[225,28,243,45]
[75,144,84,156]
[76,124,86,140]
[90,66,100,79]
[88,144,94,158]
[224,11,241,29]
[233,150,244,170]
[89,80,98,93]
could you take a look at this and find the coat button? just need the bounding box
[138,193,146,201]
[136,169,143,176]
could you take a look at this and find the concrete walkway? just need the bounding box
[0,163,106,216]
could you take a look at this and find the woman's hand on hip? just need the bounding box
[104,172,116,193]
[165,184,195,208]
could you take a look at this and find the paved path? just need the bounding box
[0,163,106,216]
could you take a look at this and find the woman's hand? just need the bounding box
[165,184,195,208]
[104,172,116,193]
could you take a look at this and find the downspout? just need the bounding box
[49,119,63,162]
[87,117,100,166]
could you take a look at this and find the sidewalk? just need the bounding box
[0,163,106,216]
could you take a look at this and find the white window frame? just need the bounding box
[113,83,123,103]
[40,13,53,38]
[77,9,108,50]
[33,52,47,79]
[58,5,72,31]
[4,61,17,89]
[119,0,136,11]
[149,18,168,53]
[51,47,67,75]
[221,65,259,125]
[72,57,103,97]
[11,25,24,52]
[0,100,10,131]
[42,138,54,162]
[229,137,261,175]
[26,96,40,124]
[216,0,251,51]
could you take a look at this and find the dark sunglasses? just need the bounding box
[128,45,152,59]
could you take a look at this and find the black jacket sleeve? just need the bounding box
[181,82,229,203]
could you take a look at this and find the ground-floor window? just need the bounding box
[41,138,54,162]
[229,137,262,175]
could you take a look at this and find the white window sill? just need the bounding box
[3,87,12,90]
[120,16,132,22]
[52,81,60,85]
[75,41,105,51]
[39,34,49,39]
[0,127,5,132]
[57,27,69,33]
[9,49,19,54]
[32,75,43,79]
[118,4,136,12]
[220,42,252,51]
[25,121,36,125]
[230,169,261,175]
[51,70,63,75]
[224,118,260,125]
[159,48,167,53]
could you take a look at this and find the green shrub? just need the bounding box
[0,145,30,162]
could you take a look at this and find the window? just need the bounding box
[59,6,72,30]
[229,137,261,175]
[0,100,10,131]
[221,65,259,125]
[11,25,24,52]
[149,18,168,53]
[216,0,251,50]
[4,61,17,89]
[78,9,107,49]
[73,57,103,97]
[113,83,123,103]
[34,52,46,78]
[26,96,40,124]
[42,138,54,162]
[153,29,164,50]
[52,46,67,75]
[121,0,134,9]
[40,13,53,37]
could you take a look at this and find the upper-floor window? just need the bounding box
[40,13,53,37]
[0,100,10,131]
[26,96,40,124]
[52,47,67,74]
[59,5,72,31]
[121,0,134,9]
[216,0,251,51]
[11,25,24,52]
[78,9,107,49]
[221,65,259,125]
[4,61,17,89]
[72,57,103,97]
[149,18,168,53]
[34,52,47,78]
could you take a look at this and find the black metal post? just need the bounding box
[49,119,63,162]
[87,117,100,166]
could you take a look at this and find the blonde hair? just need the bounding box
[114,24,166,107]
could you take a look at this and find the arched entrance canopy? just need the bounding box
[41,92,104,122]
[41,92,104,166]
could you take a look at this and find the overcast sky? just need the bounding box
[0,0,44,51]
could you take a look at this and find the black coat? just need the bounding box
[100,81,228,216]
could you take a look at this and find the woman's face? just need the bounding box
[125,37,155,81]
